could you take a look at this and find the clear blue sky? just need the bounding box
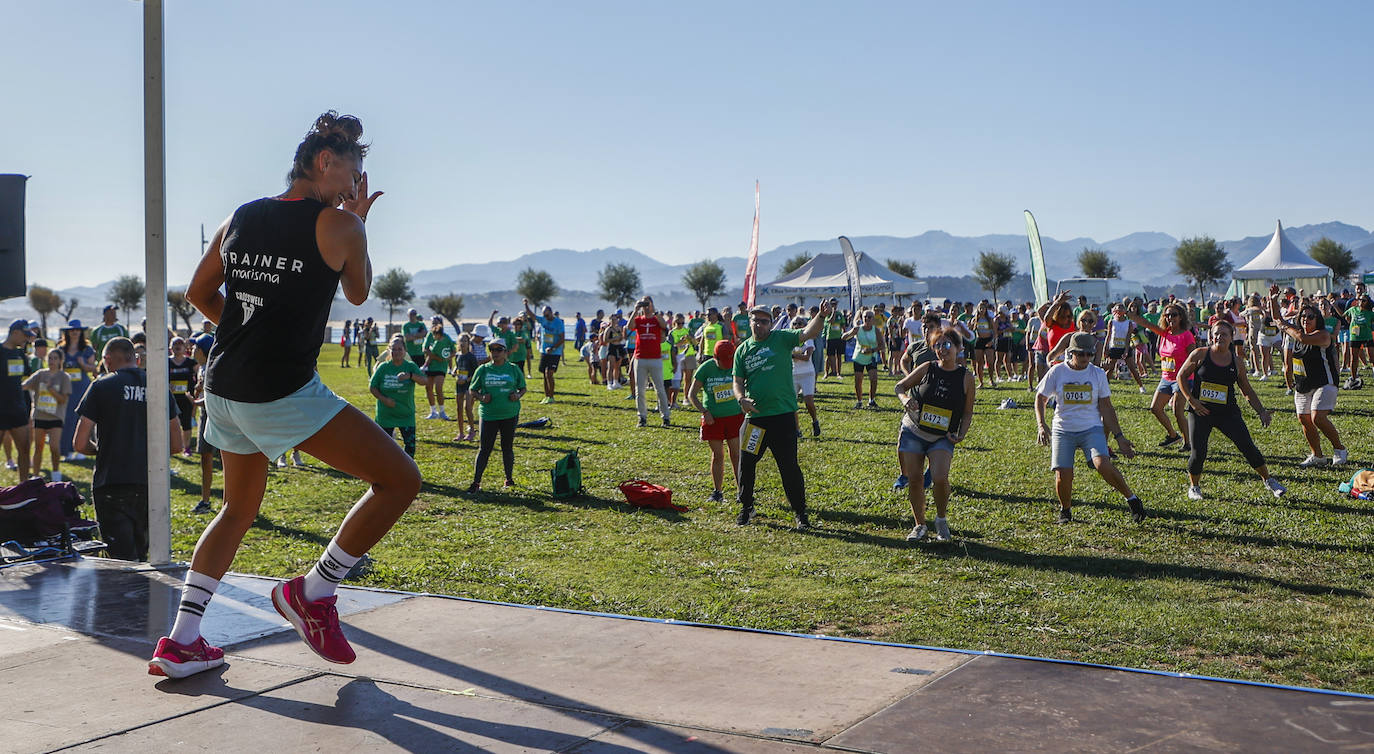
[5,0,1372,289]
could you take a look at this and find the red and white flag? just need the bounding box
[743,181,760,308]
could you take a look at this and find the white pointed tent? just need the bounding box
[758,251,929,301]
[1225,220,1333,297]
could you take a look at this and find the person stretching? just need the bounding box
[1174,320,1286,500]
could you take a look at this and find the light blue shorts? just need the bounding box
[898,425,954,456]
[1050,426,1110,470]
[204,374,348,460]
[1155,378,1178,395]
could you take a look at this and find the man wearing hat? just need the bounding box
[91,305,129,363]
[1034,332,1146,524]
[401,308,427,366]
[1,320,37,481]
[732,300,835,530]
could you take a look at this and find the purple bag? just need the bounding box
[0,478,89,543]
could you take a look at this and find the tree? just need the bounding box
[682,260,728,310]
[1077,248,1120,279]
[886,258,917,279]
[515,267,558,308]
[58,297,79,323]
[427,292,465,334]
[1308,237,1359,282]
[972,251,1017,307]
[109,275,146,326]
[1173,236,1232,300]
[597,262,641,308]
[168,288,196,334]
[371,267,415,327]
[27,284,62,337]
[779,252,813,275]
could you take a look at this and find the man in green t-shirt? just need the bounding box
[731,301,834,529]
[730,304,750,344]
[90,305,129,367]
[401,309,427,366]
[369,336,428,457]
[468,339,527,492]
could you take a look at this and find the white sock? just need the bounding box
[302,539,361,603]
[169,570,219,645]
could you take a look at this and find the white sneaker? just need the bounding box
[1258,374,1268,381]
[69,452,86,461]
[276,455,288,468]
[3,460,14,471]
[292,450,304,467]
[438,408,450,420]
[426,408,438,419]
[934,517,951,542]
[1187,485,1204,500]
[1332,448,1349,466]
[1299,454,1329,468]
[1265,478,1287,498]
[905,524,928,542]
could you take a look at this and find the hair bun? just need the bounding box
[311,110,363,142]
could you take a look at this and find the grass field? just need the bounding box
[33,343,1374,693]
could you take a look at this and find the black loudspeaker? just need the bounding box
[0,174,27,300]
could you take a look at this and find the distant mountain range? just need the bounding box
[8,221,1373,327]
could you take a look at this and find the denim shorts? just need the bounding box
[898,424,955,456]
[1050,426,1110,470]
[204,374,348,460]
[1155,378,1178,395]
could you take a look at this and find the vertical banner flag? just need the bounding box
[1024,210,1049,307]
[742,181,760,308]
[839,235,862,315]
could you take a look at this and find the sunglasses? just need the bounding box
[934,340,955,350]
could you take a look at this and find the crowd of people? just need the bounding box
[1,110,1366,682]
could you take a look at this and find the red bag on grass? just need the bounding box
[618,480,687,512]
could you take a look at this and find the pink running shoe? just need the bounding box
[271,576,356,664]
[147,636,224,678]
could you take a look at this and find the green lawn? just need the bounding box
[44,345,1374,693]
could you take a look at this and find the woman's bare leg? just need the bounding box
[188,450,270,579]
[295,405,421,557]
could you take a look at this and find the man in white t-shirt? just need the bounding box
[1034,333,1146,524]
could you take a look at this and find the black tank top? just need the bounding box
[1188,348,1238,415]
[205,197,339,402]
[168,356,197,400]
[907,364,967,439]
[1292,338,1336,394]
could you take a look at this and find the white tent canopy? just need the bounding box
[1226,220,1333,297]
[759,251,929,299]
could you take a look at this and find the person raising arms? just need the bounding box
[1268,286,1347,467]
[1125,300,1193,450]
[152,112,418,679]
[1174,319,1285,500]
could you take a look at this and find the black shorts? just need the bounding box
[197,408,217,455]
[974,337,993,350]
[994,337,1011,353]
[511,359,525,371]
[1011,344,1027,362]
[1352,339,1373,350]
[33,418,63,430]
[174,395,195,431]
[539,354,561,373]
[410,353,425,366]
[0,407,28,431]
[608,344,628,361]
[1107,347,1128,360]
[826,339,844,357]
[853,361,878,375]
[425,369,447,377]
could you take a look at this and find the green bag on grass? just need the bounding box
[551,450,585,498]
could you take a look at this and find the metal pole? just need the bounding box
[143,0,171,565]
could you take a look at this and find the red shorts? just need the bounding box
[699,411,745,442]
